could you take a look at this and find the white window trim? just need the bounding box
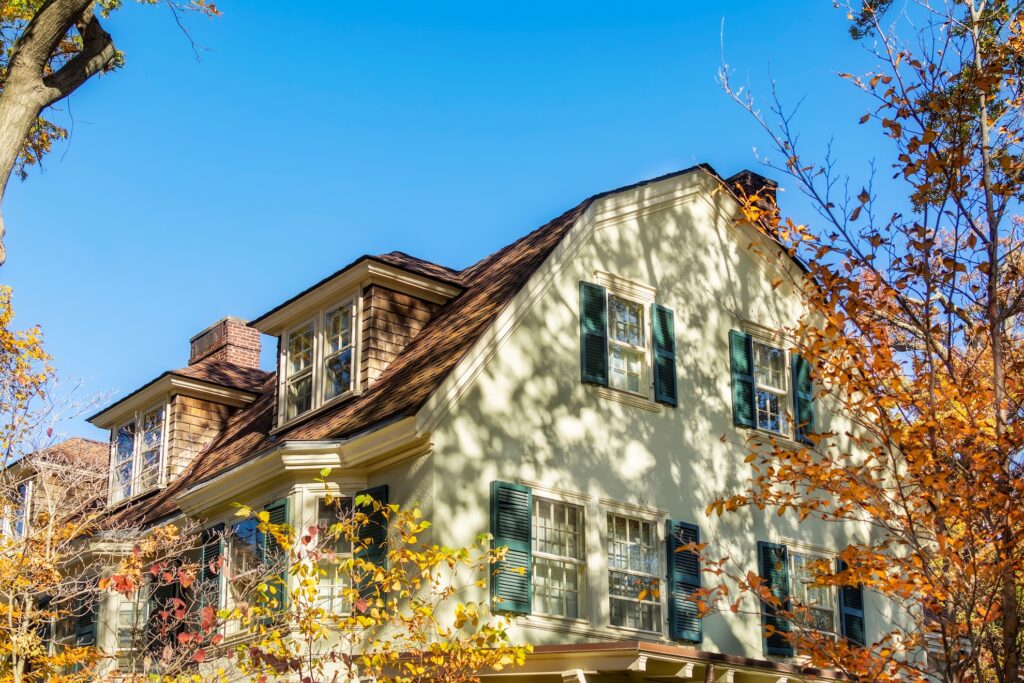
[741,324,792,438]
[532,495,587,622]
[2,478,33,538]
[602,506,667,637]
[597,274,656,401]
[315,493,355,615]
[278,294,362,427]
[108,401,169,506]
[781,540,840,637]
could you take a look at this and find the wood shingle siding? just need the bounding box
[168,396,233,478]
[360,285,439,388]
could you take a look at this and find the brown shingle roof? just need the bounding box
[172,359,270,394]
[116,165,721,526]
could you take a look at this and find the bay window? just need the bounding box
[282,300,358,423]
[111,404,166,504]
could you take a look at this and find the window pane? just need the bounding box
[609,345,644,394]
[116,423,135,464]
[533,499,583,559]
[326,305,354,355]
[609,571,661,631]
[608,296,644,346]
[140,449,160,489]
[534,556,582,619]
[756,389,786,434]
[116,463,133,500]
[791,553,836,633]
[318,498,352,555]
[287,323,314,375]
[287,374,313,420]
[324,348,353,400]
[754,342,787,390]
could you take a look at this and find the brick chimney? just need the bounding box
[189,317,261,368]
[726,169,778,208]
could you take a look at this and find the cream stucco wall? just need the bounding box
[416,169,886,661]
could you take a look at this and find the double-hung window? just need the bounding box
[607,295,647,394]
[790,551,837,634]
[116,593,148,672]
[3,480,32,538]
[225,517,264,632]
[316,497,352,613]
[607,513,662,632]
[282,300,358,423]
[752,340,789,435]
[532,498,585,619]
[111,404,166,504]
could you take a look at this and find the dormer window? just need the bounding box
[110,404,166,504]
[282,300,358,422]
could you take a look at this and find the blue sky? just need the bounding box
[2,1,885,440]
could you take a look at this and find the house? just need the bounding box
[83,165,878,681]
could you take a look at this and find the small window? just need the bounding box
[281,300,359,423]
[532,498,585,619]
[607,295,647,394]
[116,593,148,673]
[790,552,837,634]
[607,513,662,633]
[9,480,31,538]
[753,341,790,434]
[110,404,166,504]
[317,497,353,613]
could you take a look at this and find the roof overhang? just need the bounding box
[476,641,838,683]
[88,374,259,429]
[251,257,463,336]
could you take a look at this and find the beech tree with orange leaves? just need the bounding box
[707,2,1024,682]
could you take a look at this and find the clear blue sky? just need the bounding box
[2,1,884,441]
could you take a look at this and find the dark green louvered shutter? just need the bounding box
[652,304,678,406]
[579,282,609,385]
[838,559,866,647]
[758,541,793,656]
[263,498,291,611]
[490,481,532,614]
[730,331,756,428]
[792,354,814,444]
[666,520,702,642]
[355,485,389,599]
[73,594,96,647]
[199,523,224,612]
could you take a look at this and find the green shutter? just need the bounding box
[652,304,678,406]
[489,481,532,614]
[792,354,814,444]
[199,523,224,613]
[263,497,291,612]
[148,568,183,649]
[73,594,96,647]
[838,559,866,647]
[666,520,702,642]
[355,485,389,599]
[579,282,609,386]
[730,330,756,428]
[758,541,793,656]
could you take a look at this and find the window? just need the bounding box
[282,300,358,422]
[532,498,585,619]
[2,479,32,538]
[225,518,264,631]
[607,294,647,394]
[116,593,148,672]
[607,513,662,632]
[316,497,352,613]
[753,340,789,434]
[790,552,837,634]
[110,404,165,504]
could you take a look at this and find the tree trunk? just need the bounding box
[0,77,47,267]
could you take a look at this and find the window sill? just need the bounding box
[746,430,806,453]
[606,622,667,639]
[272,389,360,435]
[106,483,165,510]
[592,386,663,413]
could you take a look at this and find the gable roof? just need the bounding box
[112,164,770,526]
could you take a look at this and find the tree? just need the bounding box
[229,488,532,683]
[707,2,1024,682]
[0,0,220,266]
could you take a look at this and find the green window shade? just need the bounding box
[666,520,702,642]
[262,498,291,612]
[148,569,183,649]
[758,541,793,656]
[199,523,224,613]
[355,485,389,599]
[730,330,756,428]
[652,304,678,406]
[579,282,609,385]
[838,559,866,647]
[74,594,96,647]
[489,481,532,614]
[792,354,815,444]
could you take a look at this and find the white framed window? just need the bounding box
[316,496,353,613]
[607,295,647,395]
[532,497,585,619]
[606,512,662,633]
[110,403,166,504]
[790,551,837,634]
[2,479,32,538]
[281,299,359,423]
[224,517,264,634]
[753,340,790,435]
[116,592,149,672]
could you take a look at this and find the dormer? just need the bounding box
[251,253,462,429]
[88,317,269,506]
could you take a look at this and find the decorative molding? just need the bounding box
[598,496,668,519]
[518,480,593,506]
[89,377,256,429]
[627,656,648,672]
[561,669,589,683]
[593,386,663,413]
[717,669,735,683]
[675,662,697,679]
[594,270,657,303]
